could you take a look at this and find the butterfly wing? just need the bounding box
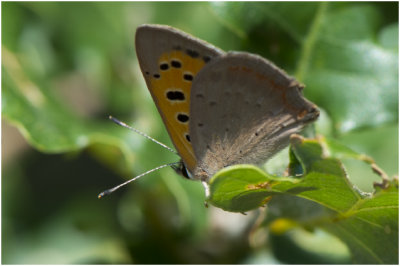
[189,52,319,180]
[135,24,224,172]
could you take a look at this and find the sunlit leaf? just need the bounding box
[208,135,398,263]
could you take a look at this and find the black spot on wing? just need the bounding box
[177,113,189,123]
[183,73,193,81]
[186,49,199,58]
[171,60,182,68]
[203,55,211,63]
[160,63,169,70]
[166,91,185,101]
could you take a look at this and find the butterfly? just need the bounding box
[134,24,319,183]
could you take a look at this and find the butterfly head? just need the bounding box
[171,160,194,180]
[171,160,213,183]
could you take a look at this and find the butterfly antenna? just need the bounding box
[98,162,180,198]
[109,115,178,155]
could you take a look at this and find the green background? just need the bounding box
[2,2,398,264]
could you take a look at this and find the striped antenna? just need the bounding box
[98,162,180,198]
[98,116,181,198]
[109,115,177,154]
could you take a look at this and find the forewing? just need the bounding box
[135,24,224,172]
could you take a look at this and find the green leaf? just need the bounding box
[208,135,398,263]
[2,2,398,263]
[208,136,365,213]
[208,164,299,212]
[210,2,318,43]
[322,180,398,264]
[2,46,139,173]
[211,2,398,133]
[322,136,374,163]
[302,5,398,133]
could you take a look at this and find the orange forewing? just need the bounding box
[148,50,206,171]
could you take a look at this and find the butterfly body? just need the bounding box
[135,24,319,182]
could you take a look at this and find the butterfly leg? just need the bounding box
[202,180,210,198]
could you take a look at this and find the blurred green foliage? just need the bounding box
[2,2,398,264]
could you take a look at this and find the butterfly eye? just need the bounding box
[181,166,192,179]
[171,161,193,180]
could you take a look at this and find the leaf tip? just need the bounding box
[290,134,305,145]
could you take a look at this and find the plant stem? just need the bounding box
[295,2,328,82]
